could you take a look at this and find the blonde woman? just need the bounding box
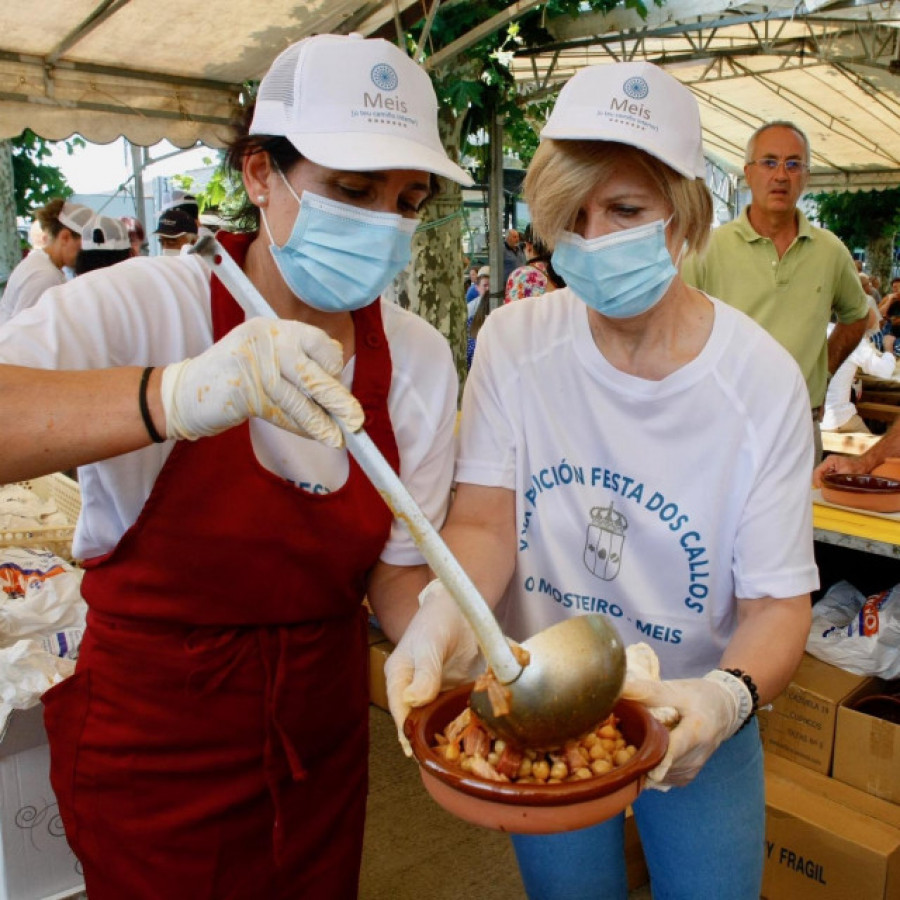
[387,62,815,900]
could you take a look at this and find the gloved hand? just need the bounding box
[160,317,364,447]
[622,669,751,787]
[385,579,483,756]
[624,643,679,728]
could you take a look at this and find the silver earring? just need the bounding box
[257,194,267,205]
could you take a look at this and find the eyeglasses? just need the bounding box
[748,158,808,175]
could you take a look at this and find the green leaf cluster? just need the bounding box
[810,187,900,249]
[10,130,84,217]
[412,0,654,171]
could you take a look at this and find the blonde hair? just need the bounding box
[524,140,713,256]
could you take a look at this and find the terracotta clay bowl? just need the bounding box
[820,473,900,513]
[872,458,900,482]
[404,684,668,834]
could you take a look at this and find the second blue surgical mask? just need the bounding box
[263,174,417,312]
[551,217,678,319]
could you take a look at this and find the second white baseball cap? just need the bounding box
[58,202,94,234]
[250,34,473,186]
[541,62,706,180]
[81,214,131,252]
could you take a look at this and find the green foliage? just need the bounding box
[809,188,900,248]
[173,151,248,223]
[411,0,655,170]
[10,130,84,216]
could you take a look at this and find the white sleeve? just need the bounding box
[455,312,518,489]
[854,340,897,379]
[378,307,459,567]
[732,357,817,601]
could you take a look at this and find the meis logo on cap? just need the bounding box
[363,61,409,115]
[623,77,649,100]
[371,64,398,91]
[610,75,652,122]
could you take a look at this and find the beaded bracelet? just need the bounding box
[722,668,760,731]
[139,366,166,444]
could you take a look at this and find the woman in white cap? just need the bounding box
[0,198,93,324]
[0,34,470,899]
[386,62,815,899]
[74,213,132,274]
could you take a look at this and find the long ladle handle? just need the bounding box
[188,236,524,684]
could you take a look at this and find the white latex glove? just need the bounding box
[622,669,751,787]
[624,643,679,728]
[160,317,364,447]
[385,579,483,757]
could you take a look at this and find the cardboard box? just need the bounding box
[757,653,871,774]
[0,707,84,900]
[368,639,394,712]
[763,756,900,899]
[832,680,900,804]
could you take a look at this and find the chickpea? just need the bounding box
[598,724,618,740]
[613,748,632,767]
[517,757,533,778]
[532,760,550,781]
[591,758,613,776]
[549,761,568,781]
[589,742,609,761]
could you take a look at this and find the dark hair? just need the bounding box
[223,104,303,231]
[74,248,131,275]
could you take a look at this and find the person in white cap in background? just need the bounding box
[385,61,816,900]
[0,33,470,899]
[74,214,133,275]
[153,207,199,255]
[0,198,93,324]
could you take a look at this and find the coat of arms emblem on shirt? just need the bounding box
[584,502,627,581]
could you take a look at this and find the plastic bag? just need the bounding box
[806,580,900,678]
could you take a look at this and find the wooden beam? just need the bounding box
[424,0,545,71]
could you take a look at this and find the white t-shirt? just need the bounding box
[0,249,65,325]
[822,331,897,430]
[0,253,458,564]
[456,289,818,679]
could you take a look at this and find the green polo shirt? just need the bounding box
[682,207,869,407]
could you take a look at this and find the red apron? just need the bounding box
[42,231,399,900]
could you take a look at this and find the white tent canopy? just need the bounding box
[3,0,900,193]
[0,0,421,148]
[508,0,900,193]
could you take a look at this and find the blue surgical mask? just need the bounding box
[262,174,417,312]
[551,217,678,319]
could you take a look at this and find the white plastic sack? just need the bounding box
[0,638,76,733]
[806,580,900,679]
[0,547,86,647]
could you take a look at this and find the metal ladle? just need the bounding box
[189,235,626,748]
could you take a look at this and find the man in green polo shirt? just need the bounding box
[682,120,868,461]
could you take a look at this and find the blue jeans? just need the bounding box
[510,720,764,900]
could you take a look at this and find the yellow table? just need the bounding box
[813,499,900,560]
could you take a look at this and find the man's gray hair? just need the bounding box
[745,121,811,166]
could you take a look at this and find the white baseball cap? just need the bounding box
[540,62,706,180]
[57,202,94,234]
[81,214,131,252]
[250,34,473,186]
